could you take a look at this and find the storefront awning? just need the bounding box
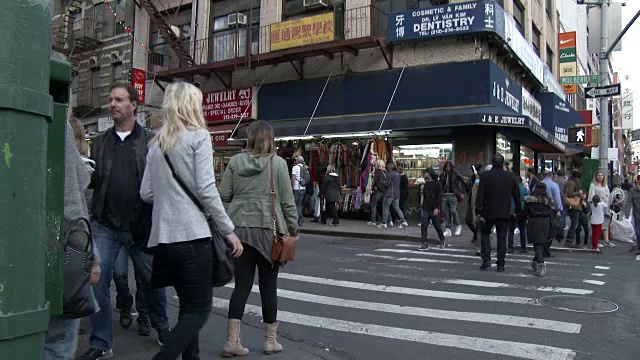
[246,106,564,153]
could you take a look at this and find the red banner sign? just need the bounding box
[132,69,146,103]
[203,88,252,122]
[211,133,229,147]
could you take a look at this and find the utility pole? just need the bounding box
[598,0,610,173]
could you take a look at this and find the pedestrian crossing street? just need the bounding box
[210,242,616,360]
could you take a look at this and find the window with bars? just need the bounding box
[513,0,525,37]
[532,25,541,57]
[210,8,260,62]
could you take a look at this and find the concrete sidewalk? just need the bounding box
[299,218,607,254]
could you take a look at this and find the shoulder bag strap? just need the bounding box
[163,152,206,215]
[270,156,278,238]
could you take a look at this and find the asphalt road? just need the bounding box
[79,234,640,359]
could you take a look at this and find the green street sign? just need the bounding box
[559,47,577,63]
[560,75,599,85]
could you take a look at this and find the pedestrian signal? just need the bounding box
[568,127,586,144]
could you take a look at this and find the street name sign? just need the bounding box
[560,75,599,85]
[585,84,621,99]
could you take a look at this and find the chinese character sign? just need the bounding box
[270,13,335,51]
[202,88,253,122]
[132,68,146,103]
[388,1,496,42]
[622,94,633,130]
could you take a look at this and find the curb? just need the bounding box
[299,228,605,254]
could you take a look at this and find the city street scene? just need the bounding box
[2,0,640,359]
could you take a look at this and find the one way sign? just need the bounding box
[585,84,621,99]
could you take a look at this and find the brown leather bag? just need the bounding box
[270,157,297,262]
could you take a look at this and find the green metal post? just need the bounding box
[0,1,54,359]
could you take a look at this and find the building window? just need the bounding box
[546,45,554,71]
[149,7,193,72]
[112,63,123,84]
[115,21,126,35]
[532,25,541,57]
[94,3,105,38]
[513,0,525,37]
[407,0,448,9]
[211,8,260,62]
[546,0,553,21]
[111,0,127,37]
[91,67,101,107]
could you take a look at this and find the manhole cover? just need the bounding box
[539,295,619,313]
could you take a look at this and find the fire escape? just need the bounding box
[52,0,105,117]
[136,0,234,89]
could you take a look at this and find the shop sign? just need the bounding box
[558,32,577,95]
[211,133,228,147]
[388,1,495,42]
[202,88,255,122]
[270,12,334,51]
[491,71,521,113]
[622,94,633,130]
[521,88,541,125]
[502,13,544,83]
[132,68,146,103]
[480,114,526,125]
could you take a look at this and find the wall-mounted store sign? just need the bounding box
[132,68,146,103]
[480,114,527,126]
[270,12,334,51]
[211,133,229,147]
[202,87,256,122]
[521,88,542,125]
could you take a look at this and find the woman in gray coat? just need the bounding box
[320,165,341,226]
[140,82,243,360]
[219,120,299,357]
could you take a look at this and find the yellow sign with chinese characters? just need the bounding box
[270,12,335,51]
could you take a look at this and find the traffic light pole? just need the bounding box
[598,0,610,173]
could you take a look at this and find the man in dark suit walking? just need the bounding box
[476,154,521,272]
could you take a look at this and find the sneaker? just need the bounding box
[417,223,422,227]
[605,241,616,248]
[389,221,394,227]
[598,243,605,248]
[329,223,339,227]
[377,224,387,229]
[418,244,429,251]
[77,348,113,360]
[137,319,151,337]
[440,239,446,249]
[367,221,377,226]
[401,221,409,227]
[514,228,520,235]
[443,228,452,237]
[398,224,406,229]
[454,225,462,236]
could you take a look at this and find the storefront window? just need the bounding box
[394,144,452,180]
[520,145,535,178]
[496,133,514,167]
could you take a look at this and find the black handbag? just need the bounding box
[63,217,100,319]
[130,198,154,254]
[163,153,235,287]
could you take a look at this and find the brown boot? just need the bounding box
[263,322,283,355]
[222,319,249,358]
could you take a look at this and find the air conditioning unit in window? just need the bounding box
[228,13,247,26]
[304,0,328,7]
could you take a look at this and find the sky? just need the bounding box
[612,0,640,130]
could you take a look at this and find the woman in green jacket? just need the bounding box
[219,121,299,357]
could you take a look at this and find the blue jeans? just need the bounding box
[90,221,169,351]
[566,209,580,243]
[113,247,134,309]
[442,194,460,229]
[635,217,640,247]
[382,197,405,225]
[293,190,306,225]
[370,192,384,223]
[44,317,80,360]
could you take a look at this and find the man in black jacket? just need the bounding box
[476,154,521,272]
[79,84,169,360]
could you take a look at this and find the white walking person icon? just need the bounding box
[576,129,585,142]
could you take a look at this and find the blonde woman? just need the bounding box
[219,120,299,357]
[140,82,243,360]
[588,170,615,248]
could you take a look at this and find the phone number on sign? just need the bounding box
[417,26,470,36]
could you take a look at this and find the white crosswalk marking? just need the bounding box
[591,273,606,276]
[356,253,463,264]
[595,266,610,269]
[279,273,539,305]
[583,280,606,285]
[377,248,581,266]
[224,284,582,333]
[212,298,577,360]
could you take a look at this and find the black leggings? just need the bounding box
[228,245,280,324]
[533,243,546,264]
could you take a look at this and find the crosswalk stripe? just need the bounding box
[594,266,610,270]
[583,280,605,285]
[223,284,581,333]
[278,273,539,305]
[376,248,580,266]
[212,298,576,360]
[439,279,593,295]
[591,273,605,276]
[356,253,463,264]
[396,243,534,258]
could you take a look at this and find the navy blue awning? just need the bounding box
[246,105,564,153]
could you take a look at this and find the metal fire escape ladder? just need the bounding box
[52,0,83,52]
[139,0,194,66]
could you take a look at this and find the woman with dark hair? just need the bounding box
[466,164,483,255]
[219,120,299,356]
[564,170,584,248]
[320,165,341,226]
[523,182,553,277]
[379,162,409,229]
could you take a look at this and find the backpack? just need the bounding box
[298,164,311,186]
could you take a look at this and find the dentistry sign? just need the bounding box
[388,0,497,42]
